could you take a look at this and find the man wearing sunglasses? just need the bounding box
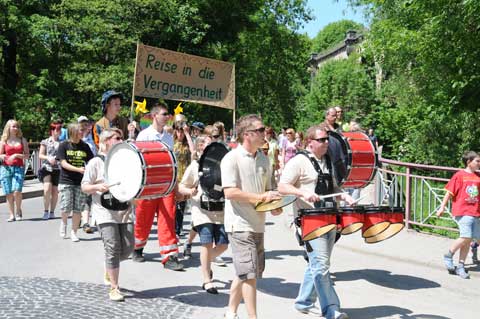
[132,103,183,271]
[221,114,282,319]
[278,123,354,319]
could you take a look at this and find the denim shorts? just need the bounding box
[455,215,480,239]
[195,223,229,245]
[1,165,24,194]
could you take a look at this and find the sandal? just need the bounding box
[202,282,218,294]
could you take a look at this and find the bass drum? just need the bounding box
[198,142,230,200]
[328,131,377,188]
[105,141,177,202]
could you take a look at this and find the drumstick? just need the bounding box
[351,194,368,205]
[108,181,121,187]
[317,192,347,200]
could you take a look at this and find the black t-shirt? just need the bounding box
[57,140,94,185]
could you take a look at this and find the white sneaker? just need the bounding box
[214,256,226,267]
[71,230,80,242]
[59,223,67,238]
[42,212,50,220]
[224,310,239,319]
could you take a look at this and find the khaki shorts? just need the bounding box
[229,232,265,280]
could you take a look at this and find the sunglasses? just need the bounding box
[286,132,294,134]
[212,135,220,139]
[313,137,329,143]
[160,112,169,116]
[249,127,266,134]
[110,136,122,141]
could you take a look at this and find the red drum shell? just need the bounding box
[299,207,337,241]
[105,141,177,201]
[338,206,365,235]
[329,131,377,188]
[362,206,391,238]
[365,207,405,244]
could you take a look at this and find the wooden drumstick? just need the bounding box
[317,192,347,200]
[107,181,121,188]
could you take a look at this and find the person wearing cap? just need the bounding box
[92,90,136,146]
[191,121,205,140]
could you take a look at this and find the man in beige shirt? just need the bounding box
[221,114,282,319]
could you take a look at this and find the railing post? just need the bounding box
[405,167,411,230]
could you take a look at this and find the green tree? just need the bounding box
[311,19,364,53]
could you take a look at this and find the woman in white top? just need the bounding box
[81,128,133,302]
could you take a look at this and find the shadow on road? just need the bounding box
[129,284,230,307]
[344,305,451,319]
[333,269,440,290]
[257,277,300,299]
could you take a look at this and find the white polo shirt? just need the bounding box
[135,125,174,149]
[221,144,271,233]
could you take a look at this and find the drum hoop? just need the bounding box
[299,208,337,216]
[105,141,146,200]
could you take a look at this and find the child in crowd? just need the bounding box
[437,151,480,279]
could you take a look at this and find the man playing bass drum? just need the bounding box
[278,123,354,319]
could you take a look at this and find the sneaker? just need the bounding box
[443,253,456,274]
[294,306,321,315]
[455,265,470,279]
[15,214,22,221]
[59,223,67,238]
[163,256,184,271]
[49,211,55,219]
[42,211,50,220]
[83,223,94,234]
[132,249,145,263]
[109,287,125,302]
[184,244,192,260]
[224,310,240,319]
[71,230,80,242]
[7,216,15,222]
[334,311,350,319]
[104,271,111,286]
[214,256,226,267]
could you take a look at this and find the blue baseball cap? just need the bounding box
[101,90,124,114]
[191,121,205,130]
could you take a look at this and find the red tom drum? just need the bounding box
[299,207,337,241]
[362,206,391,238]
[364,207,405,244]
[338,206,365,235]
[105,141,177,202]
[328,131,377,188]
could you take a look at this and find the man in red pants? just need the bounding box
[132,103,183,271]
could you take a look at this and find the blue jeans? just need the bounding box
[294,229,341,319]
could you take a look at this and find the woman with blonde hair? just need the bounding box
[82,128,133,301]
[57,123,94,242]
[0,120,29,222]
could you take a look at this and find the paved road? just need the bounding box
[1,197,479,318]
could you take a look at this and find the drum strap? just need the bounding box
[297,151,335,207]
[95,155,130,211]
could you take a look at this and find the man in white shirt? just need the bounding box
[132,103,183,271]
[278,123,354,319]
[221,114,282,319]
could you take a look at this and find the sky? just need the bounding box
[300,0,368,38]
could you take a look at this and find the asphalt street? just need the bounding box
[1,197,479,319]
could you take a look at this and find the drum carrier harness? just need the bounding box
[294,151,338,253]
[97,155,129,211]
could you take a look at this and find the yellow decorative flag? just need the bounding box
[134,99,148,114]
[174,102,183,115]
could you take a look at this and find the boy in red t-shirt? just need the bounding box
[437,151,480,279]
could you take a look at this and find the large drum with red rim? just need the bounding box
[328,131,377,188]
[299,207,337,241]
[362,206,391,238]
[338,206,365,235]
[105,141,177,202]
[364,207,405,244]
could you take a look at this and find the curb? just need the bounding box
[0,190,44,204]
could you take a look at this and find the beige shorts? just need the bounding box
[229,232,265,280]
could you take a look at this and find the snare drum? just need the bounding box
[338,206,365,235]
[362,206,391,238]
[364,207,405,244]
[328,131,377,188]
[299,207,337,241]
[105,141,177,202]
